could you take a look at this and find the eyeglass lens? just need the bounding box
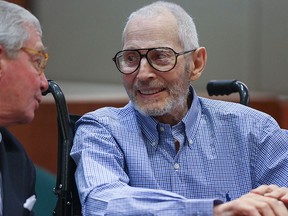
[22,47,48,71]
[115,48,177,74]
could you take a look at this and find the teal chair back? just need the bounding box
[34,166,56,215]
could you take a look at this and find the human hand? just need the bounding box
[213,192,288,216]
[251,184,288,206]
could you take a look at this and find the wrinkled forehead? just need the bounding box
[24,24,44,50]
[126,9,177,34]
[123,11,180,50]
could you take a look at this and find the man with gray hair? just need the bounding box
[0,1,49,215]
[72,1,288,215]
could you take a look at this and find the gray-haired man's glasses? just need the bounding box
[112,47,196,74]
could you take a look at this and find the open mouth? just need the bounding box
[138,88,165,95]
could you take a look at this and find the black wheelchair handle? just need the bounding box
[42,81,74,202]
[206,80,250,106]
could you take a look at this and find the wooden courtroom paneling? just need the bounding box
[8,96,288,175]
[278,99,288,129]
[8,0,29,9]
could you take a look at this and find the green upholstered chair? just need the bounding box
[34,165,56,216]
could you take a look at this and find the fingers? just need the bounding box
[214,192,288,216]
[251,184,278,195]
[260,195,288,216]
[252,185,288,203]
[271,200,288,216]
[214,185,288,215]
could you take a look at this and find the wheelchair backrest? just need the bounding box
[43,80,82,216]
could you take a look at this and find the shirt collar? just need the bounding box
[136,110,159,146]
[182,86,202,146]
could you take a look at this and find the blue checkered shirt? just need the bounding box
[71,87,288,216]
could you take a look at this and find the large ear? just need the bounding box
[190,47,207,81]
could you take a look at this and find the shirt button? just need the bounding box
[189,139,193,145]
[160,127,165,132]
[174,163,180,170]
[151,142,156,146]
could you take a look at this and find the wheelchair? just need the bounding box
[43,80,81,216]
[43,79,249,215]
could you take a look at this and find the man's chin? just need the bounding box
[134,103,169,117]
[19,113,35,125]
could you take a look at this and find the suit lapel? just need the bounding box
[0,128,31,216]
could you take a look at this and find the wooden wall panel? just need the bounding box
[7,0,30,9]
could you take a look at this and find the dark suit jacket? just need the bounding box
[0,127,36,216]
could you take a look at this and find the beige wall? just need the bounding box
[33,0,288,94]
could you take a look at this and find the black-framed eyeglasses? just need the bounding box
[112,47,196,74]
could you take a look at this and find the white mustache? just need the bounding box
[134,80,165,90]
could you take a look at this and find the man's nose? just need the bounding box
[136,57,156,80]
[40,73,49,92]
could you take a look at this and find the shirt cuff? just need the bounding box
[185,198,223,215]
